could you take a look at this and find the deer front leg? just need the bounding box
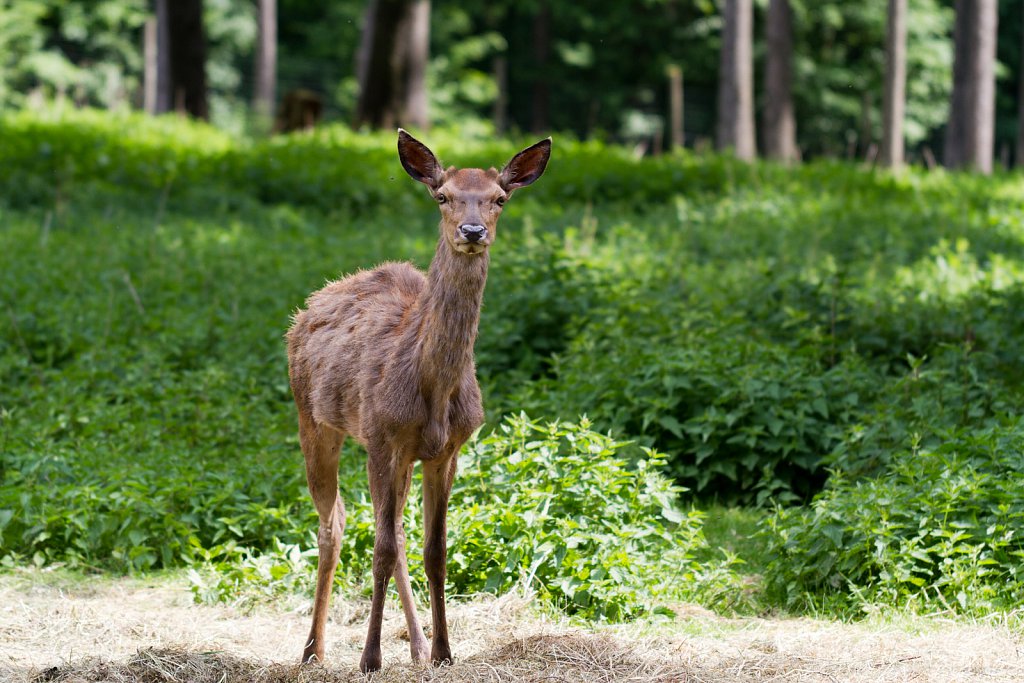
[393,462,430,663]
[422,454,458,666]
[361,451,401,674]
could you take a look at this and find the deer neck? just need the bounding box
[414,237,489,398]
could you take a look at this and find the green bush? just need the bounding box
[516,302,872,502]
[759,345,1024,615]
[763,417,1024,614]
[445,415,721,619]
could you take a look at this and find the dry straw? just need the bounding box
[2,573,1023,682]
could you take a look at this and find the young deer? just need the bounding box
[286,130,551,672]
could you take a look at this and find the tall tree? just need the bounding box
[881,0,907,168]
[667,65,684,150]
[945,0,998,173]
[168,0,208,119]
[254,0,277,118]
[356,0,406,128]
[764,0,796,162]
[717,0,756,159]
[401,0,430,129]
[144,0,171,114]
[354,0,430,129]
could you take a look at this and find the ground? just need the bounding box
[1,571,1022,683]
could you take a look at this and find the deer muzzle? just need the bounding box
[459,224,487,243]
[454,224,490,253]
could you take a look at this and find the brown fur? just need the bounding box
[285,130,551,673]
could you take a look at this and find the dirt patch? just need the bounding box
[1,572,1022,682]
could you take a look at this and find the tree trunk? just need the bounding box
[144,0,171,114]
[355,0,430,130]
[254,0,276,118]
[531,2,550,134]
[1017,4,1024,168]
[717,0,756,160]
[400,0,430,129]
[881,0,907,168]
[667,65,684,149]
[764,0,796,162]
[168,0,208,120]
[144,18,158,112]
[945,0,998,173]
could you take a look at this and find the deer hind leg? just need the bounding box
[299,412,346,665]
[422,453,458,666]
[393,461,430,663]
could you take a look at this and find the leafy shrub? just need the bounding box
[763,417,1024,614]
[516,298,874,503]
[1,408,738,620]
[444,415,718,620]
[14,107,1015,214]
[0,440,314,571]
[476,229,603,392]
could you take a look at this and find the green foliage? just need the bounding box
[445,416,723,620]
[0,108,763,214]
[517,310,870,502]
[791,0,952,154]
[0,0,255,122]
[764,417,1024,615]
[1,0,1020,161]
[0,0,147,109]
[3,112,1024,621]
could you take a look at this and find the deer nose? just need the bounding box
[459,224,488,243]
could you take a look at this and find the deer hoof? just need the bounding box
[431,644,453,667]
[360,648,383,673]
[301,639,323,665]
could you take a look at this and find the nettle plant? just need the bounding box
[764,417,1024,614]
[445,415,714,620]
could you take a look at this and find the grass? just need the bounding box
[697,507,771,576]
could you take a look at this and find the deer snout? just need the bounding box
[458,224,488,243]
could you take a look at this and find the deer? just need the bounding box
[285,129,551,673]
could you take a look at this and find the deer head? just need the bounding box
[398,129,551,255]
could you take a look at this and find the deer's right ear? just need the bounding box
[398,129,443,190]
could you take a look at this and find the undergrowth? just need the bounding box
[3,110,1024,619]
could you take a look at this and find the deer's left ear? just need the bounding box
[500,138,551,192]
[398,129,444,190]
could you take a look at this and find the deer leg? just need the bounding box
[393,462,430,663]
[422,453,458,666]
[360,449,402,673]
[299,415,345,665]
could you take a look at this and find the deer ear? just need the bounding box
[500,138,551,192]
[398,129,443,189]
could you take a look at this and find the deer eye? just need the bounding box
[436,193,447,204]
[495,196,506,207]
